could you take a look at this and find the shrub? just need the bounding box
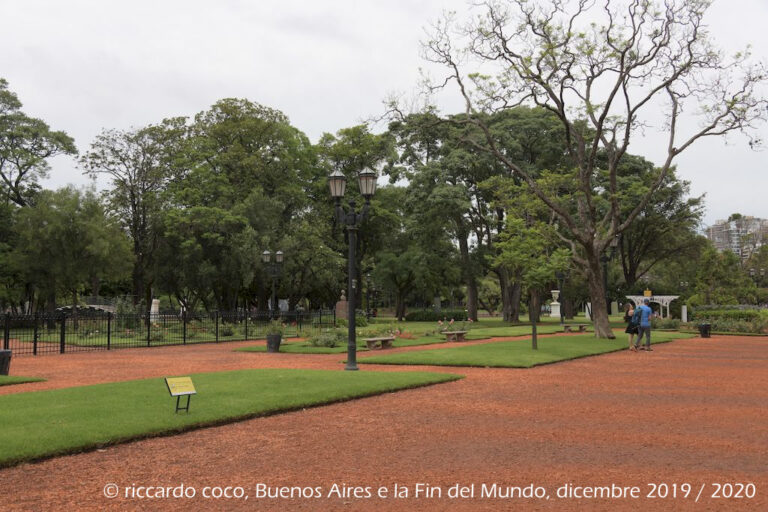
[651,317,680,329]
[221,325,235,337]
[690,308,768,333]
[265,320,285,336]
[309,329,346,347]
[404,310,469,322]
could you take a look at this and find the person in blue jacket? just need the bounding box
[632,298,654,351]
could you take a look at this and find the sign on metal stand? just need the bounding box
[165,377,196,413]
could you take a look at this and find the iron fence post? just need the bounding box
[147,311,151,347]
[107,313,112,350]
[33,313,39,355]
[244,312,248,341]
[3,313,9,350]
[215,311,219,342]
[182,310,187,345]
[60,314,66,354]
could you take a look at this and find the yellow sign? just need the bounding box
[643,289,652,297]
[165,377,196,396]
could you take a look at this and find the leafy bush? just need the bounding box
[309,329,346,347]
[404,310,469,322]
[265,320,285,335]
[221,325,235,337]
[651,317,680,329]
[691,309,765,322]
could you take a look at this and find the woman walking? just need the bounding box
[624,303,638,351]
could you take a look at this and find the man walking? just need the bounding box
[633,298,653,351]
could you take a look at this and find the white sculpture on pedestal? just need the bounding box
[550,290,561,318]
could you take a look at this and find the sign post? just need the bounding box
[165,377,196,413]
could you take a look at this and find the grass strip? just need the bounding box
[359,331,695,368]
[0,375,45,387]
[0,368,461,467]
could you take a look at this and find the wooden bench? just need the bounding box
[443,330,468,342]
[563,324,588,333]
[363,337,395,350]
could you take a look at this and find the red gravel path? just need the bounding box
[2,335,767,511]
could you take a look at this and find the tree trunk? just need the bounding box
[585,255,614,338]
[395,292,407,321]
[457,231,479,321]
[72,289,79,330]
[564,298,575,319]
[509,281,522,323]
[529,292,538,350]
[46,290,57,329]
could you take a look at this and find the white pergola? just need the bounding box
[625,295,680,319]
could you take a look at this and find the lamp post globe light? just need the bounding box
[329,167,377,371]
[261,249,284,320]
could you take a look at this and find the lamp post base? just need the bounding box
[345,362,359,371]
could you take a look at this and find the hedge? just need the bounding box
[404,310,469,322]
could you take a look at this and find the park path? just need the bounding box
[2,335,767,511]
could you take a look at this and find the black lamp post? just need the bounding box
[601,236,620,315]
[329,167,377,371]
[555,269,570,325]
[261,249,284,320]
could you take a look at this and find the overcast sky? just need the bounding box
[1,0,766,226]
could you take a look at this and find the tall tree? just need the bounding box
[81,119,186,305]
[0,79,76,207]
[11,187,132,312]
[423,0,767,337]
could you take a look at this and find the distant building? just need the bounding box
[706,216,768,260]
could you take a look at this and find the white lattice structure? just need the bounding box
[625,295,680,319]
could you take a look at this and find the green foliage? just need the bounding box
[10,187,132,308]
[265,320,285,335]
[651,317,680,330]
[404,310,469,321]
[308,328,346,348]
[0,78,77,207]
[690,308,768,333]
[688,246,756,306]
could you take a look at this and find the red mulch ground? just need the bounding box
[2,334,767,511]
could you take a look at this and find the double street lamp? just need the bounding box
[261,249,284,319]
[329,167,377,371]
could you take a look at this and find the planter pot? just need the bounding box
[0,350,11,376]
[266,334,282,353]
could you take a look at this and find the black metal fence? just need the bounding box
[2,310,336,357]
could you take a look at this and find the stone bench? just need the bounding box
[563,324,588,333]
[363,337,395,350]
[443,331,468,342]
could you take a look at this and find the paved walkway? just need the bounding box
[2,335,767,511]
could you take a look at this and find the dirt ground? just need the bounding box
[2,334,766,511]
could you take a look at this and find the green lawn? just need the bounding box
[359,331,695,368]
[0,375,44,387]
[0,368,461,467]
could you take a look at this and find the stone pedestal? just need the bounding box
[611,301,619,316]
[681,305,688,323]
[335,290,348,321]
[150,298,160,319]
[550,302,561,318]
